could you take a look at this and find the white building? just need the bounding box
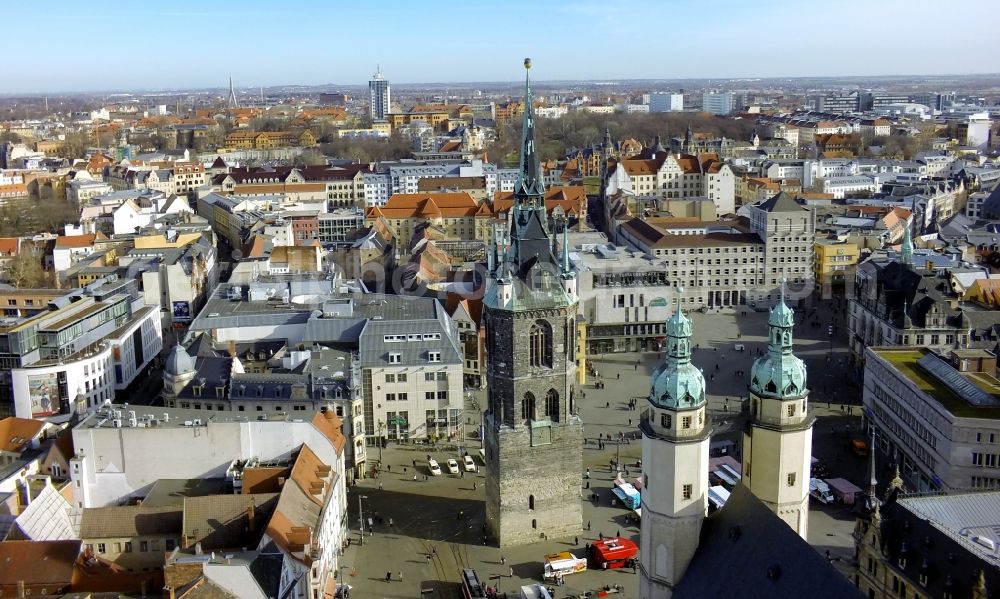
[822,175,879,199]
[649,93,684,113]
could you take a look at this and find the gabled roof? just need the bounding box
[54,233,99,249]
[79,505,183,538]
[0,540,79,589]
[674,484,862,598]
[0,416,47,453]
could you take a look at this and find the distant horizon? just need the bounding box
[5,0,1000,94]
[6,71,1000,98]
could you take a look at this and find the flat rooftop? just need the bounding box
[871,348,1000,419]
[76,403,313,431]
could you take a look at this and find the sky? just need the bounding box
[5,0,1000,93]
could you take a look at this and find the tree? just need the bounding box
[3,247,49,288]
[56,131,90,160]
[293,149,327,167]
[0,131,21,144]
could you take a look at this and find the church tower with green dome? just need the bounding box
[639,297,711,598]
[742,283,814,539]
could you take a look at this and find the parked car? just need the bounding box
[463,455,477,472]
[446,458,460,474]
[428,459,442,476]
[809,478,834,504]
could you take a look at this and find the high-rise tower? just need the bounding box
[639,297,710,598]
[483,58,582,547]
[742,283,813,539]
[227,76,239,109]
[368,65,390,122]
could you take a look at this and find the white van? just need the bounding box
[810,478,834,504]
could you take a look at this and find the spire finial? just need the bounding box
[779,275,787,306]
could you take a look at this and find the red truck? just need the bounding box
[590,537,639,570]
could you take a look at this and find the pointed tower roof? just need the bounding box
[901,215,915,266]
[650,291,705,410]
[750,280,808,399]
[513,58,545,201]
[165,343,196,376]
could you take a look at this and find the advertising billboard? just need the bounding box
[28,372,60,417]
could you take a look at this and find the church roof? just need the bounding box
[674,484,863,599]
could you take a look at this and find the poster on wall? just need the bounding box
[172,301,191,322]
[28,372,61,417]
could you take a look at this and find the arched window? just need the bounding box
[545,389,559,421]
[529,320,553,368]
[528,495,535,510]
[521,392,536,422]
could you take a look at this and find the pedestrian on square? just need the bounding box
[606,401,610,408]
[403,467,407,474]
[387,465,391,473]
[509,566,514,577]
[379,481,383,490]
[385,571,391,582]
[501,555,506,565]
[617,373,620,380]
[574,536,578,545]
[587,520,591,530]
[628,418,632,426]
[398,571,403,582]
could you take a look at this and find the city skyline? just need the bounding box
[5,0,1000,93]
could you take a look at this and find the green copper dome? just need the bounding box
[750,292,808,399]
[649,303,705,409]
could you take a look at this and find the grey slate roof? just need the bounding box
[878,491,1000,598]
[674,484,863,599]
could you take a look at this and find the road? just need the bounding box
[339,301,865,598]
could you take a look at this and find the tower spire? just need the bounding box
[513,58,544,204]
[901,202,915,266]
[866,423,878,510]
[227,76,239,108]
[562,221,570,274]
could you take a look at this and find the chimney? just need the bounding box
[164,585,176,599]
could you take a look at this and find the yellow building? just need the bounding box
[814,238,860,296]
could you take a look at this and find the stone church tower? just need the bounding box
[742,285,813,539]
[640,300,710,598]
[483,58,582,547]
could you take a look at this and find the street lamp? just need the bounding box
[358,495,368,546]
[376,420,385,465]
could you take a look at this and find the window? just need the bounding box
[398,374,407,383]
[426,392,435,400]
[521,392,536,421]
[661,413,671,428]
[386,393,396,401]
[529,320,553,368]
[140,541,148,552]
[436,372,447,381]
[787,472,796,487]
[529,495,535,510]
[424,373,435,381]
[428,352,441,362]
[389,353,401,364]
[437,391,447,400]
[124,542,132,553]
[787,404,795,417]
[399,393,408,401]
[682,484,692,500]
[97,543,106,554]
[385,374,396,383]
[545,389,559,420]
[682,416,691,429]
